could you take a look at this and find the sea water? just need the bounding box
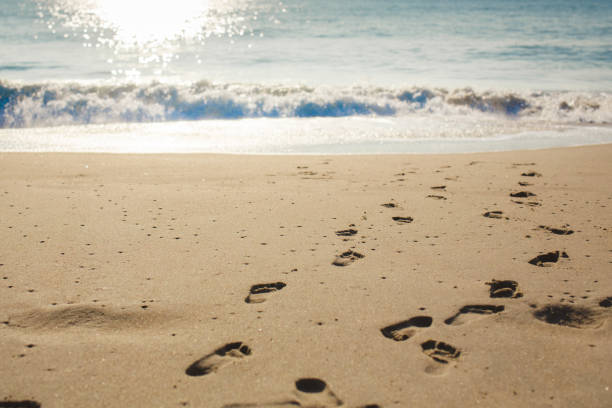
[1,0,611,153]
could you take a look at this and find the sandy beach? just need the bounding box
[1,145,611,408]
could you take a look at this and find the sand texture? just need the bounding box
[1,145,611,408]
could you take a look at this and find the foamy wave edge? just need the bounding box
[1,80,610,128]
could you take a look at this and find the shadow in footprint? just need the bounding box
[294,378,343,407]
[427,195,447,200]
[223,378,354,408]
[539,225,574,235]
[486,280,522,298]
[483,211,505,219]
[510,191,536,198]
[599,297,612,308]
[392,216,413,224]
[335,229,358,237]
[186,342,251,376]
[381,202,398,208]
[421,340,461,364]
[521,171,542,177]
[421,340,460,375]
[245,283,286,304]
[332,250,364,267]
[0,402,41,408]
[381,316,432,341]
[445,305,504,326]
[528,251,569,267]
[533,304,603,328]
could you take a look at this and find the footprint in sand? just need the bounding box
[223,378,352,408]
[293,378,343,407]
[599,297,612,308]
[521,171,542,177]
[380,316,433,341]
[528,251,569,267]
[483,210,505,219]
[381,202,398,208]
[421,340,461,375]
[533,304,604,329]
[512,200,541,207]
[332,250,364,267]
[392,216,413,224]
[427,195,447,200]
[0,401,41,408]
[539,225,574,235]
[486,280,523,298]
[245,282,286,304]
[186,342,251,377]
[444,305,505,326]
[335,229,358,237]
[510,191,536,198]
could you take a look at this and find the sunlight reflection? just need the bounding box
[36,0,256,77]
[90,0,213,46]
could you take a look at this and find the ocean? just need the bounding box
[1,0,612,153]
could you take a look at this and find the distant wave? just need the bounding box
[1,80,610,128]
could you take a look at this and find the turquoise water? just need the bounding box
[1,0,612,152]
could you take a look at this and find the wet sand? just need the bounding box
[1,145,611,408]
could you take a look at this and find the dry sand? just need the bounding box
[1,145,611,408]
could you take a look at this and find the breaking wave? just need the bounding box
[1,80,610,128]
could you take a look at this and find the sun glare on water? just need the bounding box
[89,0,212,45]
[36,0,254,77]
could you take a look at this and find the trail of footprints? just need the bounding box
[9,161,608,407]
[184,162,610,407]
[378,279,517,376]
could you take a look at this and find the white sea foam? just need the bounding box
[1,80,611,129]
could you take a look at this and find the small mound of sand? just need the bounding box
[7,305,167,331]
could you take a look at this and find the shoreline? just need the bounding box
[1,144,611,407]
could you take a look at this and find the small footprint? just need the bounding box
[510,191,536,198]
[444,305,505,326]
[528,251,569,267]
[186,342,251,377]
[335,229,358,237]
[245,282,286,304]
[427,195,446,200]
[392,216,413,224]
[293,378,343,408]
[224,378,347,408]
[599,297,612,308]
[332,250,364,267]
[512,201,541,207]
[380,316,433,341]
[521,171,542,177]
[486,280,523,298]
[381,202,398,208]
[483,211,505,219]
[539,225,574,235]
[421,340,461,375]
